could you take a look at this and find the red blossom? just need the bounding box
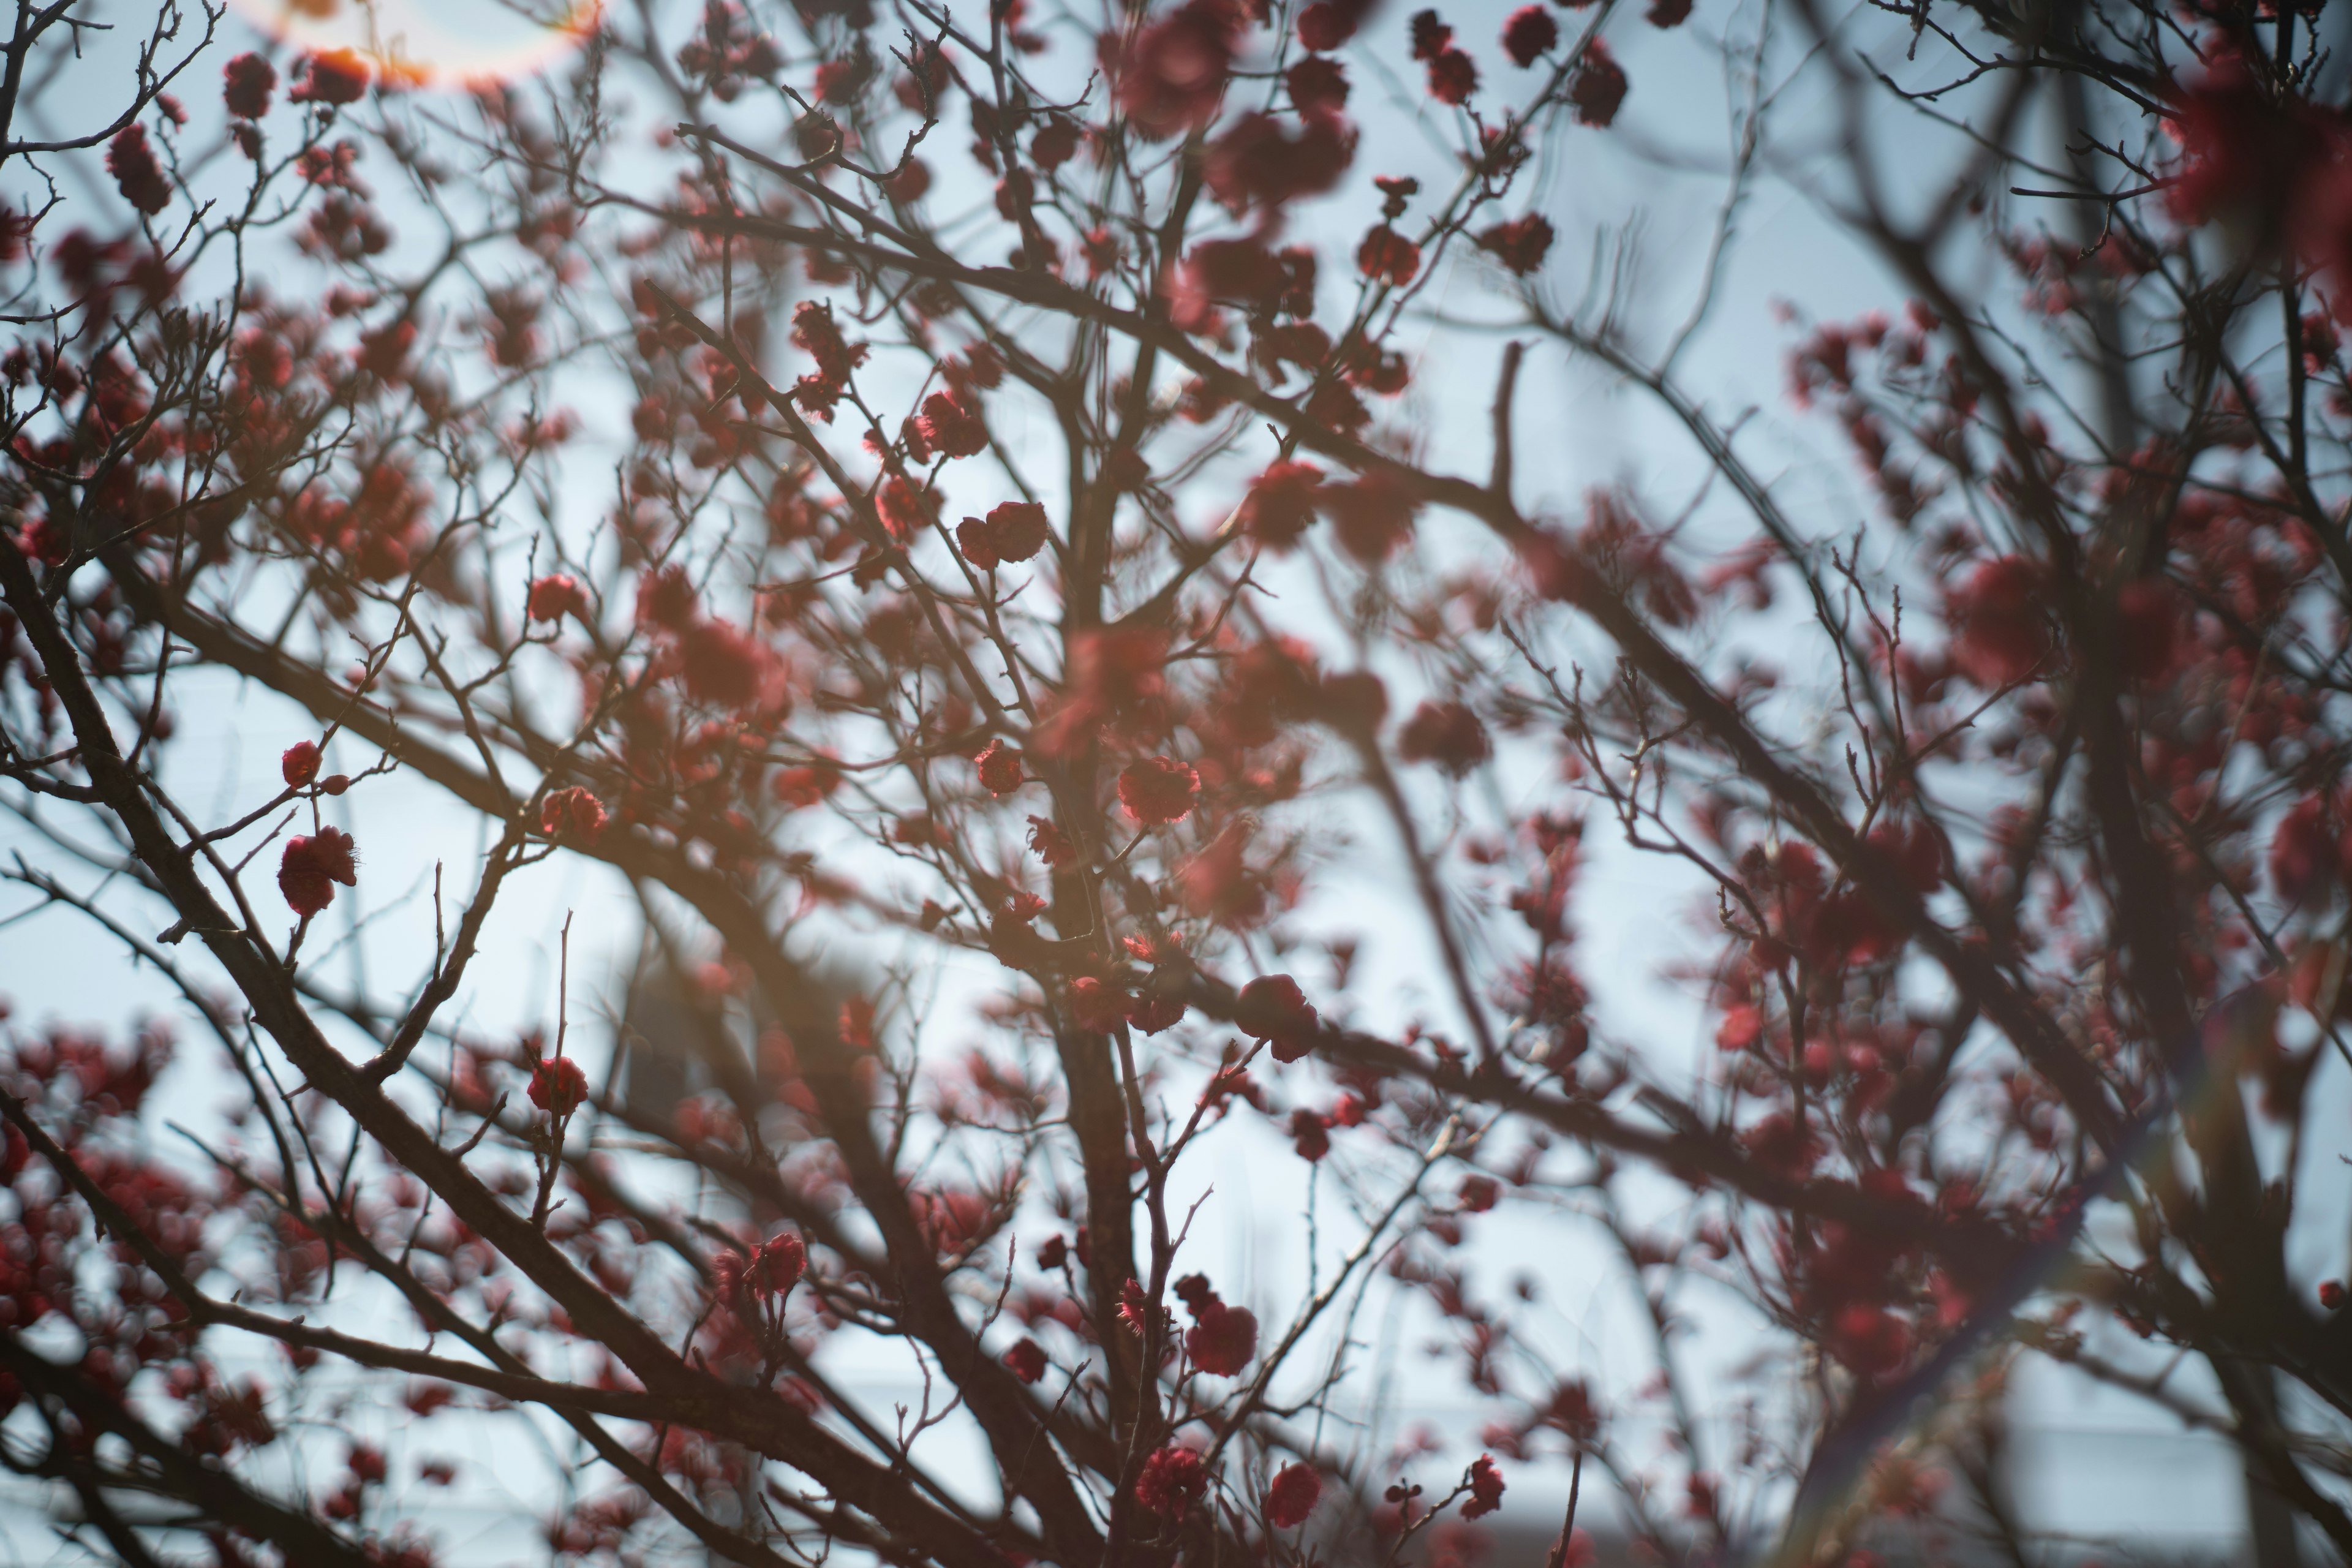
[1357,225,1422,284]
[1397,700,1491,775]
[1066,976,1129,1033]
[791,300,867,390]
[1410,9,1452,58]
[1183,1296,1258,1375]
[1502,6,1558,65]
[1005,1338,1047,1382]
[1297,0,1373,50]
[1118,755,1200,825]
[1322,473,1417,562]
[1289,1107,1331,1160]
[959,499,1051,568]
[1427,48,1478,104]
[527,573,587,622]
[1947,555,2051,688]
[918,390,989,458]
[1479,214,1555,275]
[528,1054,588,1116]
[1239,461,1325,549]
[866,476,930,542]
[223,53,277,119]
[1109,0,1238,140]
[677,618,769,709]
[540,786,608,840]
[2269,796,2342,907]
[1204,113,1355,214]
[1028,814,1079,867]
[974,740,1026,794]
[278,828,358,918]
[1265,1463,1322,1528]
[1569,39,1627,126]
[749,1233,805,1297]
[1254,995,1319,1063]
[1031,117,1080,170]
[1463,1454,1506,1518]
[281,741,321,788]
[1287,56,1350,113]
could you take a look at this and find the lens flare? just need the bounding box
[227,0,600,89]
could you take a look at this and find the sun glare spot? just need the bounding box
[227,0,600,88]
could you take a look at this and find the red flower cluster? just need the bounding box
[790,301,867,420]
[278,827,358,918]
[1134,1444,1207,1517]
[1411,9,1479,105]
[540,786,608,840]
[956,500,1050,568]
[107,127,170,216]
[1203,113,1354,215]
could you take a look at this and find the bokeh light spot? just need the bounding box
[227,0,600,88]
